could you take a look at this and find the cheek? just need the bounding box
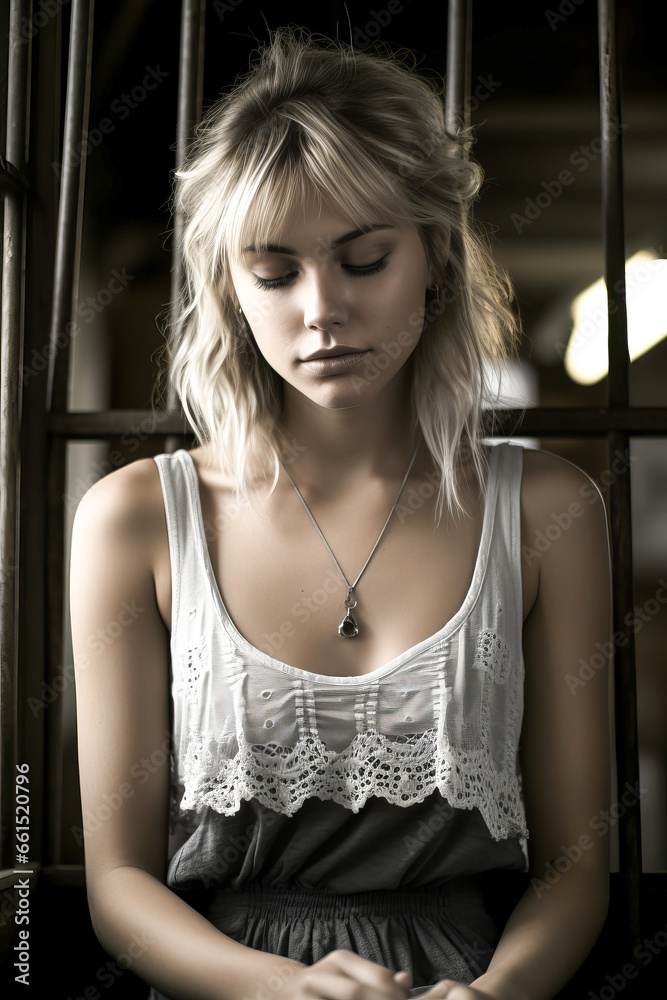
[248,315,296,369]
[378,266,428,327]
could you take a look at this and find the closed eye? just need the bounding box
[250,254,390,290]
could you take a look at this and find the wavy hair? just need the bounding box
[158,26,520,525]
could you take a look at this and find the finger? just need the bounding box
[326,950,410,997]
[421,980,461,999]
[315,969,408,1000]
[393,969,413,989]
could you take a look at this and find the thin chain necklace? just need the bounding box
[280,443,420,638]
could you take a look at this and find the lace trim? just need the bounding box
[179,728,528,842]
[471,628,511,685]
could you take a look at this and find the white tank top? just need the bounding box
[153,441,528,861]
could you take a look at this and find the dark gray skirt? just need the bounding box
[147,876,498,999]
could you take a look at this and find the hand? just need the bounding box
[420,983,492,999]
[271,949,413,1000]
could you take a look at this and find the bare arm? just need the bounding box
[70,461,306,1000]
[462,450,613,1000]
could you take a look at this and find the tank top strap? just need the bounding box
[153,449,203,643]
[487,441,524,629]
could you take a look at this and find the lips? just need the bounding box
[300,350,371,375]
[301,346,367,361]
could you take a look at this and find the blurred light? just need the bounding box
[482,357,539,448]
[565,250,667,385]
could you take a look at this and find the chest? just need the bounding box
[153,462,539,677]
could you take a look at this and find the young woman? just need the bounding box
[70,27,612,1000]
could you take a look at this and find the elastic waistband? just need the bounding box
[208,877,483,921]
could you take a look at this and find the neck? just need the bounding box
[275,371,426,496]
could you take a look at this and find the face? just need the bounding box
[229,197,433,411]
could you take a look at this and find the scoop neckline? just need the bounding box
[177,445,501,686]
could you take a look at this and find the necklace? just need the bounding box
[280,444,420,638]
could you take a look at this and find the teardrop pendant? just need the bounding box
[338,612,359,638]
[338,589,359,638]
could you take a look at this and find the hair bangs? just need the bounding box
[225,132,408,274]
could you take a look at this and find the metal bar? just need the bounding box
[599,0,630,409]
[598,0,641,954]
[445,0,472,135]
[166,0,206,437]
[607,428,641,949]
[0,154,29,194]
[46,0,95,415]
[43,0,95,868]
[0,0,31,872]
[16,0,64,878]
[46,407,667,439]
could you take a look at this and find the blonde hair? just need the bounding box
[158,26,520,525]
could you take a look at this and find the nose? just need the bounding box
[302,270,347,334]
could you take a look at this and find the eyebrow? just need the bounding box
[242,224,395,256]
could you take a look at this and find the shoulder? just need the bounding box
[515,445,611,611]
[72,455,166,547]
[518,444,608,536]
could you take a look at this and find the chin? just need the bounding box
[305,388,372,409]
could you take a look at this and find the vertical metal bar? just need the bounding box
[446,0,472,136]
[166,0,206,448]
[44,0,95,866]
[46,0,95,415]
[0,0,31,871]
[598,0,641,954]
[16,0,63,879]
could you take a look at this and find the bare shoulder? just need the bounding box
[73,455,166,537]
[520,445,607,531]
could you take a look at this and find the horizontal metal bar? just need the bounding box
[49,409,193,437]
[489,407,667,436]
[40,863,85,886]
[0,866,41,891]
[47,408,667,440]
